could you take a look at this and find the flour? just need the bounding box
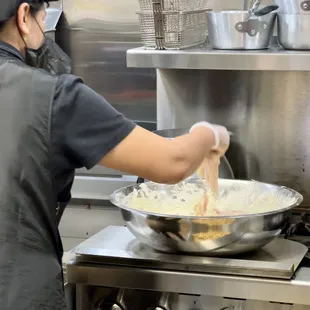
[196,153,220,216]
[121,180,297,217]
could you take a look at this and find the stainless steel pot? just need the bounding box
[137,128,234,183]
[278,13,310,50]
[110,179,303,256]
[275,0,310,14]
[207,11,277,50]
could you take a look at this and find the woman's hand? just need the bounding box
[190,122,230,157]
[99,122,230,185]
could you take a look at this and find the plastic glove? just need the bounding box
[190,121,230,156]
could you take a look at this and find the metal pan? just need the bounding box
[207,10,277,50]
[110,179,303,256]
[278,13,310,50]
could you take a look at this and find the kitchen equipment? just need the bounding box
[146,293,170,310]
[137,9,209,50]
[278,13,310,50]
[68,226,310,309]
[207,10,277,50]
[275,0,310,14]
[71,226,308,279]
[45,8,62,40]
[136,128,234,184]
[95,289,127,310]
[138,0,208,12]
[110,179,303,255]
[137,0,209,49]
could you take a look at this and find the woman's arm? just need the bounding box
[52,76,229,184]
[99,125,216,184]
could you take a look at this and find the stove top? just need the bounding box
[71,226,308,280]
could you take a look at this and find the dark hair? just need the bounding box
[0,1,49,31]
[29,0,50,13]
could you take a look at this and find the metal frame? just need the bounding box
[67,263,310,305]
[127,45,310,70]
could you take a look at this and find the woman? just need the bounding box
[0,0,230,309]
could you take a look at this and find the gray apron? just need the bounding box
[0,44,67,309]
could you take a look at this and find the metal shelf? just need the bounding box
[127,45,310,71]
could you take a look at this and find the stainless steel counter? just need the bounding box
[70,226,307,280]
[68,262,310,305]
[67,227,310,306]
[127,45,310,71]
[71,175,137,202]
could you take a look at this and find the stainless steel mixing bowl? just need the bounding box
[110,179,303,256]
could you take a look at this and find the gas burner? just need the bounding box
[284,212,310,238]
[280,211,310,269]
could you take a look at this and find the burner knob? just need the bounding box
[111,305,124,310]
[146,292,170,310]
[94,302,125,310]
[94,289,127,310]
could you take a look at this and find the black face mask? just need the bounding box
[25,36,72,75]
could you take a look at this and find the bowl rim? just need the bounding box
[110,179,303,220]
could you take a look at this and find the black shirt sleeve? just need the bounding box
[51,74,136,171]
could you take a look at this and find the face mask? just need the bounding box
[25,36,72,75]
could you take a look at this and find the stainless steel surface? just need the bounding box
[45,8,63,32]
[71,175,138,202]
[63,252,76,310]
[151,129,234,180]
[208,0,275,11]
[67,261,310,305]
[44,7,62,41]
[207,11,276,50]
[275,0,310,13]
[71,226,307,279]
[59,204,124,251]
[153,69,310,207]
[110,180,302,255]
[278,13,310,50]
[127,45,310,70]
[207,0,275,11]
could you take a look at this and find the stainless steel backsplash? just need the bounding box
[208,0,275,10]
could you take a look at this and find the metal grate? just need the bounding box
[139,0,208,12]
[137,0,209,49]
[138,10,208,49]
